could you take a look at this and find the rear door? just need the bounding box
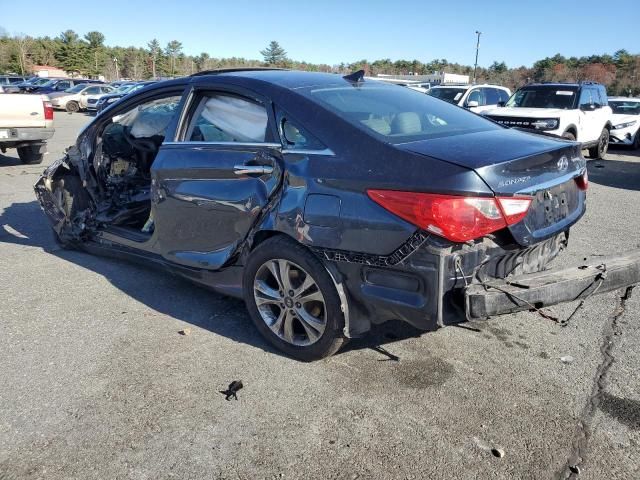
[152,86,283,270]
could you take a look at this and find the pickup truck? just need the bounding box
[0,94,54,164]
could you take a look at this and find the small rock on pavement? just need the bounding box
[569,465,581,475]
[560,355,574,364]
[491,448,505,458]
[178,328,192,336]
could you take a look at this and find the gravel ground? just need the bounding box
[0,112,638,480]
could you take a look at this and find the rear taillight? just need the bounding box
[367,190,532,243]
[43,99,53,120]
[575,170,588,191]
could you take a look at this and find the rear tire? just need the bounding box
[633,131,640,150]
[66,101,79,113]
[243,236,347,361]
[588,128,609,159]
[52,174,90,248]
[17,145,44,164]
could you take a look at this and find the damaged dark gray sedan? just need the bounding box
[35,69,640,360]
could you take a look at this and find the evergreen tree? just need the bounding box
[84,31,105,77]
[147,38,161,78]
[165,40,182,76]
[260,41,287,65]
[56,30,88,75]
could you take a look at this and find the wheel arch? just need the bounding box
[564,125,578,138]
[245,229,360,338]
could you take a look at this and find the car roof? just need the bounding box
[431,84,509,90]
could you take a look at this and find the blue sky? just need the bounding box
[1,0,637,67]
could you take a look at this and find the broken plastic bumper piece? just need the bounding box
[465,250,640,320]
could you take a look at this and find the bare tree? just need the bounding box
[15,34,33,75]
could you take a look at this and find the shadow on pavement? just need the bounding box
[0,152,22,167]
[0,200,430,360]
[588,149,640,191]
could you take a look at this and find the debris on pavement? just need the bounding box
[178,327,191,336]
[220,380,243,401]
[560,355,574,364]
[371,345,400,361]
[491,448,505,458]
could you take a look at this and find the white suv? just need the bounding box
[608,97,640,149]
[483,82,613,159]
[427,84,511,114]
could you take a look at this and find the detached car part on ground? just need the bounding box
[34,69,640,361]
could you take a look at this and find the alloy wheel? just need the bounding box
[253,259,327,346]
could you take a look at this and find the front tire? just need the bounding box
[588,128,609,159]
[633,131,640,150]
[52,174,90,248]
[66,101,79,113]
[17,145,44,164]
[243,236,347,361]
[562,131,576,141]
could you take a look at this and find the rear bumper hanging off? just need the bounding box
[465,250,640,320]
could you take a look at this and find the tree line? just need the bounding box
[1,30,638,95]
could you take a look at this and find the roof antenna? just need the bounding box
[343,69,365,83]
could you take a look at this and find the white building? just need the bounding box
[377,71,469,86]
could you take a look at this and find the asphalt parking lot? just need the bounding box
[1,112,639,480]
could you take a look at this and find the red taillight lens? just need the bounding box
[367,190,531,243]
[575,170,588,191]
[43,100,53,120]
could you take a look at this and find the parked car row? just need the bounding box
[1,75,157,113]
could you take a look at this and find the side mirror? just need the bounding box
[81,91,88,95]
[497,101,506,107]
[467,100,479,108]
[580,103,596,111]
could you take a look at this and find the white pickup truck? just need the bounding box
[0,94,55,164]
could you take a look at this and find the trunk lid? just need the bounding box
[396,128,587,246]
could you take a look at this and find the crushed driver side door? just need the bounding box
[151,86,283,270]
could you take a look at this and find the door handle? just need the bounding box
[233,165,273,175]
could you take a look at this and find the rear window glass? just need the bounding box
[304,84,501,144]
[428,87,468,104]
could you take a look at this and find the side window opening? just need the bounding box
[467,89,484,106]
[92,93,183,232]
[579,88,593,108]
[484,88,500,105]
[186,94,268,143]
[278,114,326,150]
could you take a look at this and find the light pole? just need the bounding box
[473,31,482,84]
[113,57,119,81]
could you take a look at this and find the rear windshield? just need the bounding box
[427,87,468,104]
[506,86,578,109]
[305,84,500,144]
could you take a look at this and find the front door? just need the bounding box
[578,87,602,143]
[152,89,282,270]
